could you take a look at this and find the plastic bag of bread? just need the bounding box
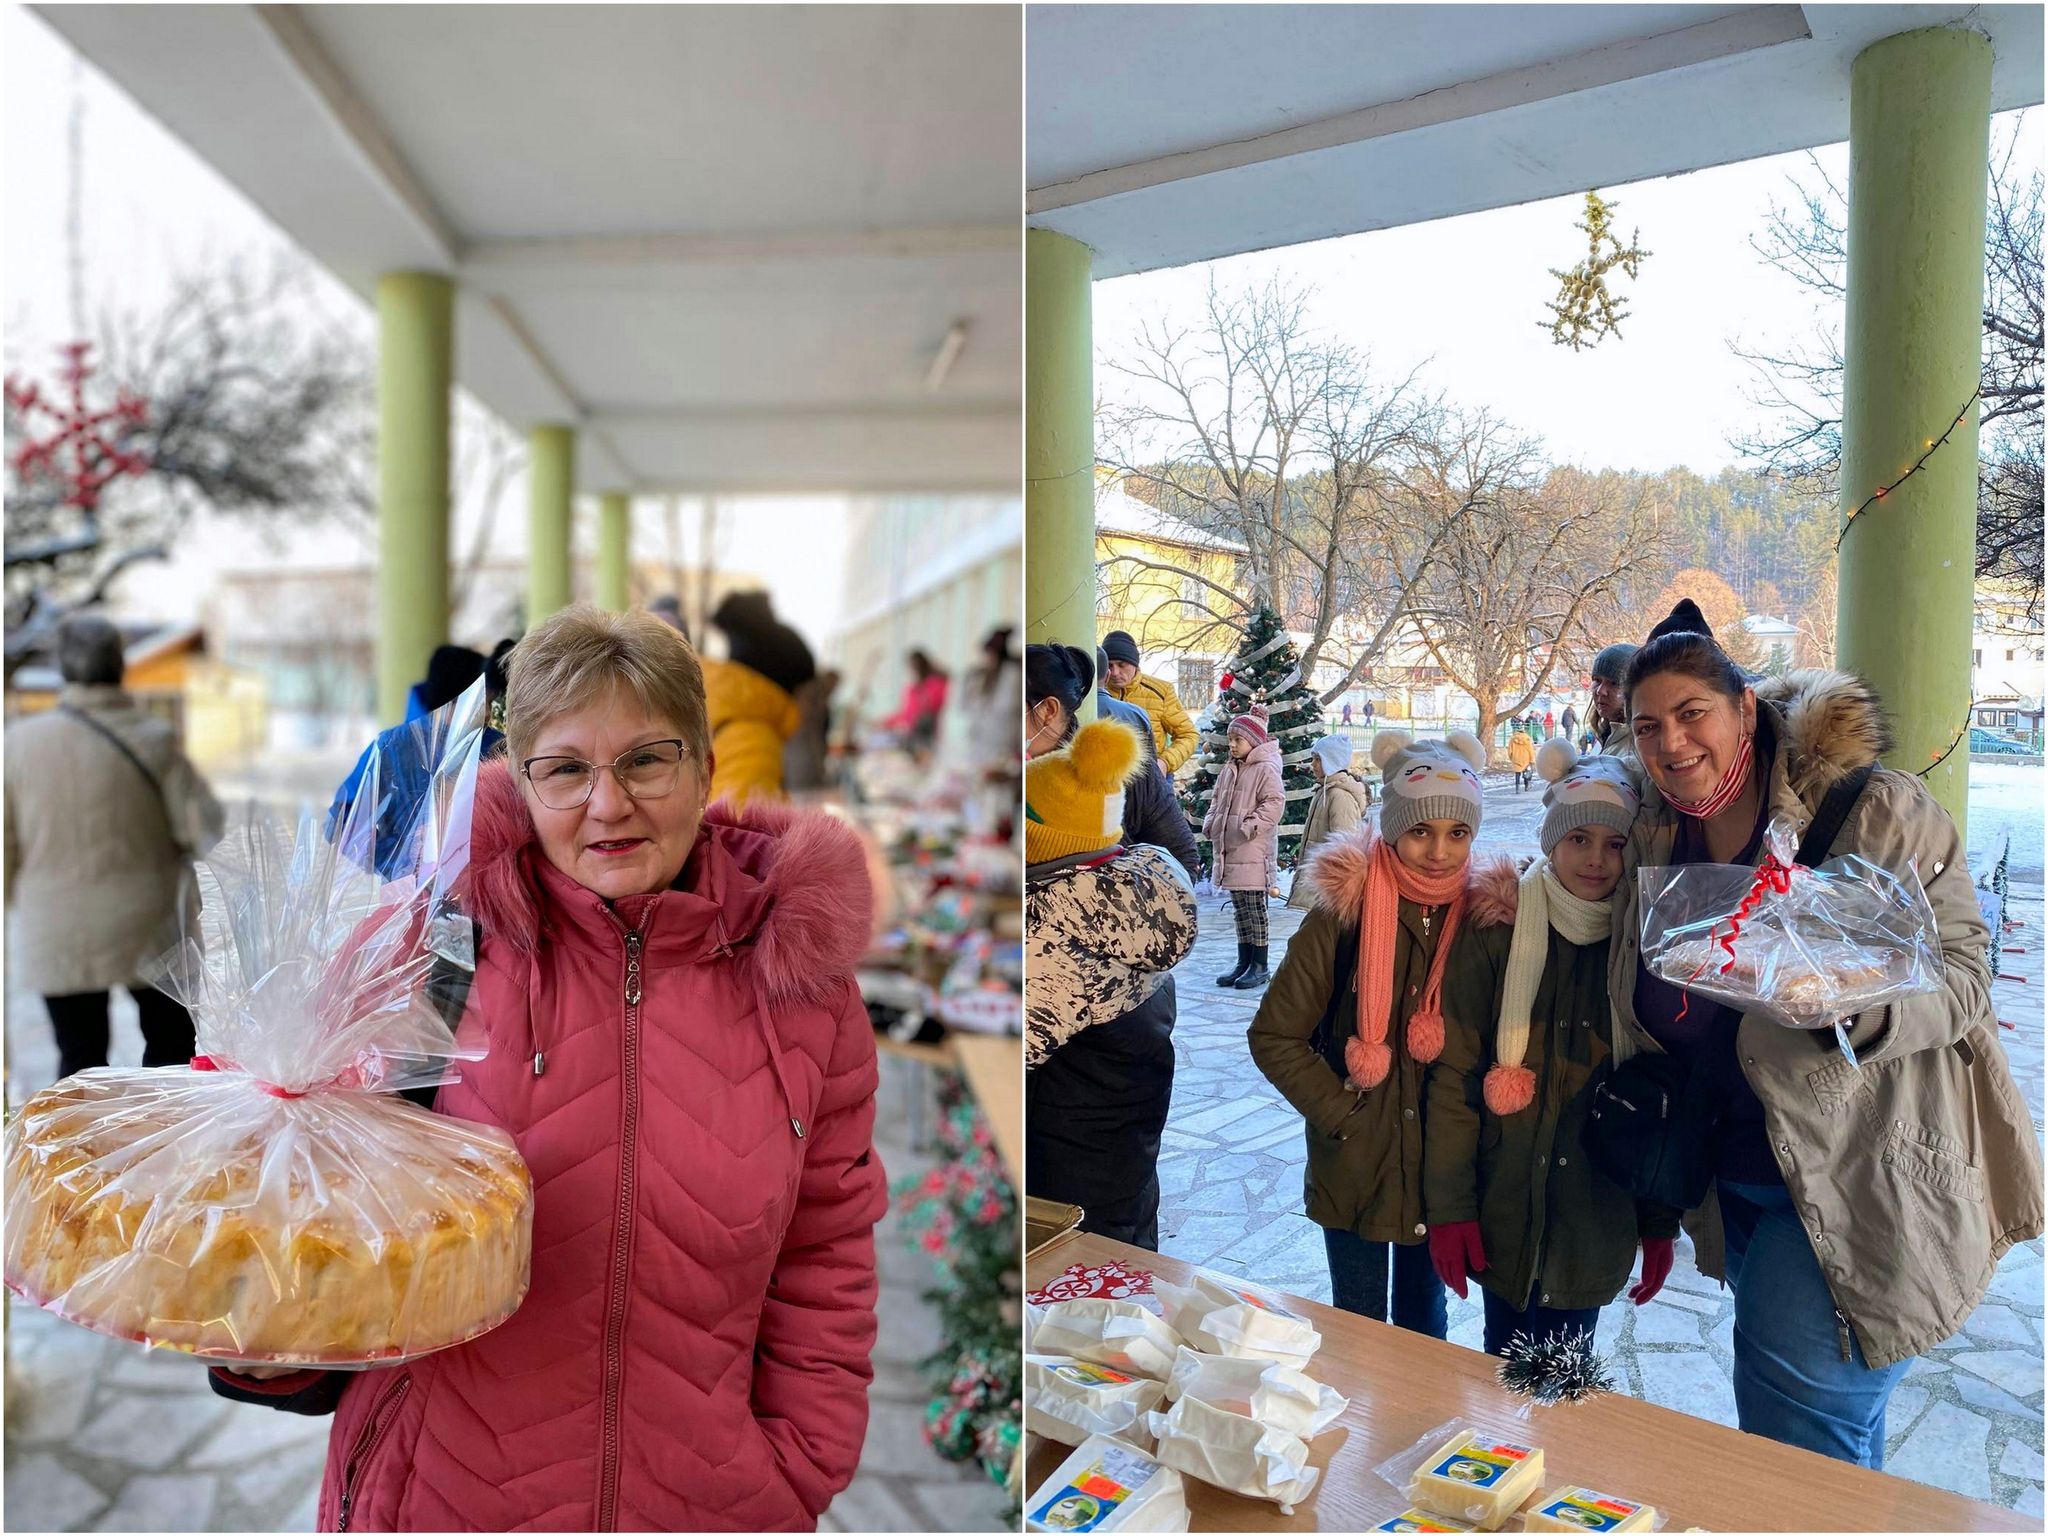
[1152,1270,1321,1368]
[1025,1354,1167,1449]
[1033,1297,1183,1380]
[4,679,533,1369]
[1145,1394,1319,1512]
[1164,1346,1347,1439]
[1639,818,1941,1063]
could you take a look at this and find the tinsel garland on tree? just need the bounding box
[1180,605,1327,864]
[892,1070,1022,1506]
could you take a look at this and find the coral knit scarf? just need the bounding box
[1346,835,1472,1090]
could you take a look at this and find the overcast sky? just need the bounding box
[0,3,857,642]
[1094,115,2040,475]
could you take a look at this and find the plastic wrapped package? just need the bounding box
[4,679,533,1368]
[1639,820,1942,1065]
[1026,1433,1190,1533]
[1163,1346,1348,1440]
[1520,1487,1661,1532]
[1025,1354,1166,1450]
[1153,1271,1321,1369]
[1145,1394,1319,1511]
[1377,1423,1546,1532]
[1033,1298,1183,1380]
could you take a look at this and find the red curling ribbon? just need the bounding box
[187,1053,307,1098]
[1676,853,1797,1022]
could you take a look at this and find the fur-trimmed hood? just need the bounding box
[1752,667,1893,808]
[1300,826,1518,928]
[460,756,871,1008]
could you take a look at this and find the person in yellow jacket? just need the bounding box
[701,590,815,810]
[1100,630,1197,775]
[1507,726,1535,792]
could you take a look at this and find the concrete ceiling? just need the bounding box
[1027,3,2045,277]
[37,4,1023,493]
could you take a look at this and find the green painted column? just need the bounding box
[375,272,453,725]
[1026,228,1097,721]
[1837,25,1991,830]
[597,491,631,612]
[528,424,576,623]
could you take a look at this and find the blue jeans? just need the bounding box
[1323,1228,1447,1338]
[1720,1181,1910,1468]
[1481,1289,1601,1358]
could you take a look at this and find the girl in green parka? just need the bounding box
[1249,731,1514,1337]
[1426,740,1679,1356]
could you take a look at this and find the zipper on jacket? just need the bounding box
[336,1375,411,1533]
[597,922,645,1532]
[1834,1309,1853,1364]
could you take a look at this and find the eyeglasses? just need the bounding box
[520,739,689,811]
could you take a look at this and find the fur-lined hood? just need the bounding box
[1300,826,1519,928]
[1752,667,1893,807]
[460,757,871,1009]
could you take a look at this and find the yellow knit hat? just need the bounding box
[1025,717,1142,862]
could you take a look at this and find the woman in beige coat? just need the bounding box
[1610,602,2041,1467]
[5,615,224,1079]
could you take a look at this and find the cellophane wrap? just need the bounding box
[1638,817,1944,1032]
[4,677,535,1369]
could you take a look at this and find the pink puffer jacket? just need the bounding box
[1202,737,1284,891]
[316,759,885,1532]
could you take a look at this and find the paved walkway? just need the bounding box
[1155,771,2043,1517]
[2,1039,1008,1532]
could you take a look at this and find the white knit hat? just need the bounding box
[1310,733,1354,775]
[1373,730,1486,842]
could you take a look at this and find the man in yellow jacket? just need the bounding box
[1100,630,1197,775]
[701,590,814,810]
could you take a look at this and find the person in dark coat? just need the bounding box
[1025,714,1196,1249]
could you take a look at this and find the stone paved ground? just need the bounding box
[1156,766,2045,1516]
[2,1050,1007,1532]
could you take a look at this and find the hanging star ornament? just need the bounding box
[5,341,151,514]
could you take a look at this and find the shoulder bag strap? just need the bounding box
[58,704,190,858]
[1794,763,1876,868]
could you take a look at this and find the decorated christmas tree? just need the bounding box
[1181,605,1327,865]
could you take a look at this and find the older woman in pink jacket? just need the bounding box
[1203,708,1285,991]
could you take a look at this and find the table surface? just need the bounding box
[946,1031,1022,1185]
[1025,1234,2031,1534]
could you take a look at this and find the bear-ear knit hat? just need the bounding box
[1025,717,1142,863]
[1536,737,1640,853]
[1372,730,1487,842]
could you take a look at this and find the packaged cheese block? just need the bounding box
[1025,1354,1167,1449]
[1521,1487,1658,1532]
[4,1071,532,1365]
[1406,1428,1545,1531]
[1374,1511,1477,1533]
[1026,1433,1190,1533]
[1164,1345,1348,1439]
[1152,1270,1321,1368]
[1034,1298,1183,1380]
[1145,1393,1320,1512]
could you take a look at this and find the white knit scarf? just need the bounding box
[1496,858,1613,1082]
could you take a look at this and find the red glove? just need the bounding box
[1628,1236,1675,1305]
[1427,1221,1488,1299]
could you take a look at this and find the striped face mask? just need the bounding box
[1666,731,1755,820]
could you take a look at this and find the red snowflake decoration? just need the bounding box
[1027,1260,1156,1305]
[5,342,151,514]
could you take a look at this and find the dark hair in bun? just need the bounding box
[1626,599,1746,707]
[1025,642,1094,717]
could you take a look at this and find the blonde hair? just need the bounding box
[504,604,710,767]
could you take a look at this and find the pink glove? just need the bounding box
[1427,1221,1489,1299]
[1629,1237,1675,1306]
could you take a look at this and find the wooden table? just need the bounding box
[1027,1235,2031,1533]
[948,1031,1022,1185]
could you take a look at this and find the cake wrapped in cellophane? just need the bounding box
[1638,816,1943,1063]
[4,678,533,1368]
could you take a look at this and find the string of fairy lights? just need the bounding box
[1832,387,1984,780]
